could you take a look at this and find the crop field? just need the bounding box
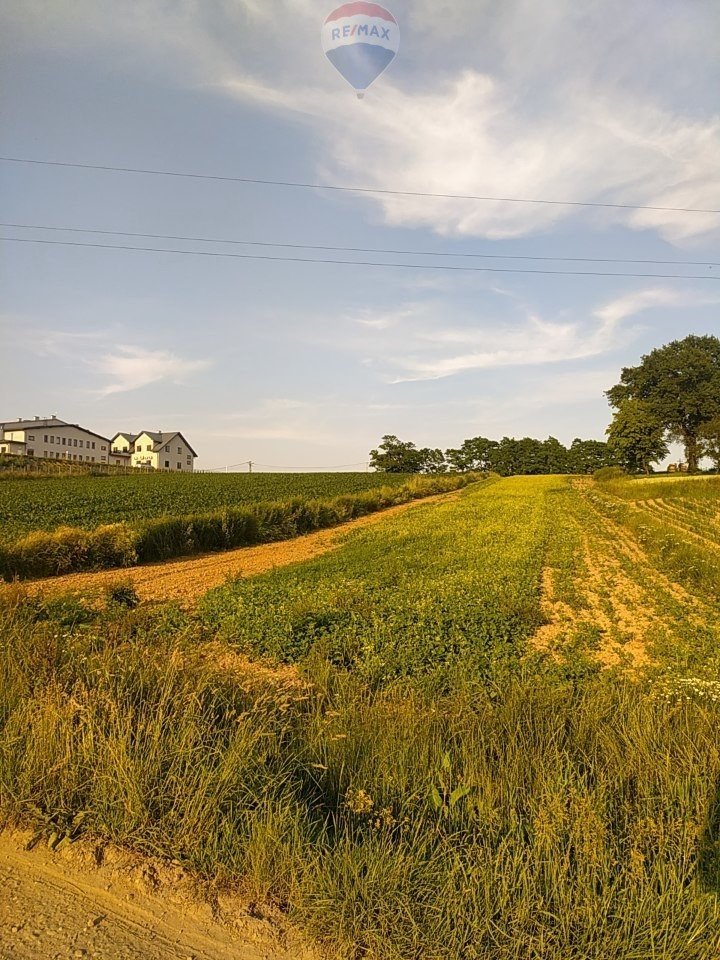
[2,474,720,959]
[0,472,413,541]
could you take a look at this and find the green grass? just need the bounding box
[3,476,720,958]
[0,472,414,542]
[199,475,555,686]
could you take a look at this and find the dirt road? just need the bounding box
[8,491,459,604]
[0,830,316,960]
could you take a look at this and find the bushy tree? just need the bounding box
[418,448,447,473]
[369,435,424,473]
[606,399,669,474]
[606,335,720,472]
[568,438,617,474]
[445,437,498,472]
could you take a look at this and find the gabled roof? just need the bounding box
[149,431,198,458]
[0,418,111,444]
[111,432,138,444]
[122,430,198,458]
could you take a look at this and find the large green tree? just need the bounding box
[567,438,617,474]
[606,399,669,474]
[369,435,424,473]
[445,437,499,472]
[606,335,720,472]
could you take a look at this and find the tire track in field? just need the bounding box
[535,484,720,669]
[579,489,718,621]
[634,498,720,551]
[2,491,461,605]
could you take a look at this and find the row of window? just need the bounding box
[42,451,108,462]
[40,434,107,451]
[135,444,185,454]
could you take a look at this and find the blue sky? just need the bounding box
[1,0,719,469]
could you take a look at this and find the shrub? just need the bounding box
[593,466,628,482]
[0,523,136,580]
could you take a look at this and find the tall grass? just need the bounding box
[1,594,719,958]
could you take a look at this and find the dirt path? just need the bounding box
[0,829,316,960]
[5,491,459,604]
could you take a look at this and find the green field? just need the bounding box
[0,472,412,541]
[3,475,720,958]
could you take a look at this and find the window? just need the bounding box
[101,456,107,461]
[101,445,107,451]
[73,438,77,447]
[165,460,170,468]
[79,440,84,448]
[44,450,48,458]
[92,442,96,449]
[27,448,34,456]
[147,445,152,451]
[164,444,169,452]
[44,435,48,442]
[50,436,54,443]
[177,463,181,470]
[92,457,95,462]
[186,456,192,464]
[177,447,182,454]
[28,434,35,441]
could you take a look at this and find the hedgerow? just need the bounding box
[0,473,484,580]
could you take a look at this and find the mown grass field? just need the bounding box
[0,472,412,541]
[2,474,720,959]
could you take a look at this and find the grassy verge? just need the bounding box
[0,473,483,581]
[2,593,720,958]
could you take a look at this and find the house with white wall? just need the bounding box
[0,417,113,463]
[0,417,197,470]
[111,430,197,472]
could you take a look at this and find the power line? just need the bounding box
[3,222,717,268]
[200,460,369,472]
[2,235,717,280]
[2,156,719,215]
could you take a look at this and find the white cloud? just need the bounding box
[349,305,424,330]
[96,347,210,396]
[225,72,720,245]
[593,288,720,324]
[388,314,627,381]
[7,1,719,246]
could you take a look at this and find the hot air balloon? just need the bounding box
[321,3,399,98]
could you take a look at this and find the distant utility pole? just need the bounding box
[248,460,253,474]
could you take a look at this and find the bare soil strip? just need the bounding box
[4,491,459,604]
[534,484,719,669]
[0,829,316,960]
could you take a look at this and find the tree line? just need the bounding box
[369,435,616,475]
[370,335,720,475]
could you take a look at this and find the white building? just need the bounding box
[111,430,197,472]
[0,417,198,470]
[0,417,113,463]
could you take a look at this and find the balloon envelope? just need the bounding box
[322,3,399,96]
